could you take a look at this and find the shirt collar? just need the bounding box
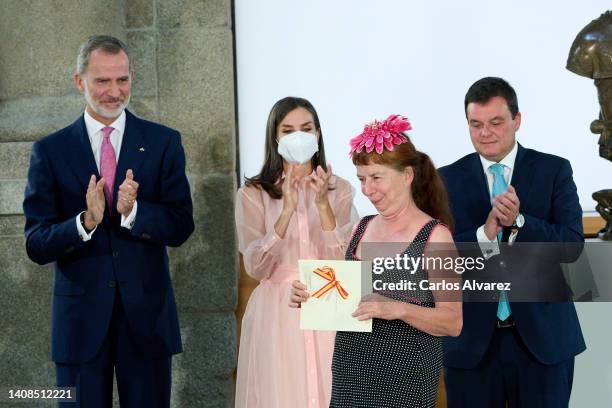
[479,140,518,172]
[83,109,126,137]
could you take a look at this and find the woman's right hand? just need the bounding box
[281,164,299,215]
[289,280,309,308]
[274,164,299,239]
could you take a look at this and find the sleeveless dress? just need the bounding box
[330,216,443,408]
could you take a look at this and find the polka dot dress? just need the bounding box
[330,216,443,408]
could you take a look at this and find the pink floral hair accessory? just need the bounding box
[349,114,412,156]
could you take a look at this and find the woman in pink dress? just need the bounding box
[235,97,357,408]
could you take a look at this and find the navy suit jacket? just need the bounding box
[23,110,194,364]
[439,144,586,368]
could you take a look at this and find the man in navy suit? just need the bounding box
[23,35,194,407]
[439,77,585,407]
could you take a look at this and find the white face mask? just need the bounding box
[277,131,319,164]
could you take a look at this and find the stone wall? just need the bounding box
[0,1,237,406]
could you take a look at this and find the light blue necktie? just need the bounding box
[490,163,512,321]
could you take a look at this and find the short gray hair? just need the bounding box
[76,35,132,75]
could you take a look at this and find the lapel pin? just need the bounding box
[139,147,145,152]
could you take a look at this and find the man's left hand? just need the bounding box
[117,169,139,216]
[494,184,520,227]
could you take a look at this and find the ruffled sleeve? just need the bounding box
[235,185,284,280]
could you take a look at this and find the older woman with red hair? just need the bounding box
[291,115,462,408]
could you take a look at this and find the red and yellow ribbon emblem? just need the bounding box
[311,266,349,300]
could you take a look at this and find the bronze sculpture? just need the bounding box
[567,10,612,240]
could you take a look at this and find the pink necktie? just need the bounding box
[100,126,117,211]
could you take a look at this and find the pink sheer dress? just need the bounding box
[235,175,357,408]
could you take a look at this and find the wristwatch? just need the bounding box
[513,213,525,229]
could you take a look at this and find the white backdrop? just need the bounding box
[236,0,610,217]
[235,1,612,406]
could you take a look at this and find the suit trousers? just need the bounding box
[445,326,574,408]
[56,290,172,408]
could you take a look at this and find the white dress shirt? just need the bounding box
[76,109,137,241]
[476,141,519,258]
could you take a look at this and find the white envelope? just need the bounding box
[299,259,372,332]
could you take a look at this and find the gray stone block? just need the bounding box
[0,237,54,389]
[0,96,85,143]
[173,393,233,408]
[127,31,158,98]
[158,0,231,29]
[157,27,234,101]
[172,312,236,406]
[130,96,160,123]
[173,173,237,312]
[181,127,236,175]
[0,142,32,179]
[0,215,25,237]
[127,0,154,28]
[1,401,54,408]
[160,101,236,174]
[0,180,27,215]
[156,27,235,174]
[0,0,125,100]
[2,237,53,293]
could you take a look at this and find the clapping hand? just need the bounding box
[484,207,503,240]
[281,164,299,215]
[84,174,105,230]
[309,165,332,209]
[485,185,520,240]
[493,185,520,227]
[117,169,139,216]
